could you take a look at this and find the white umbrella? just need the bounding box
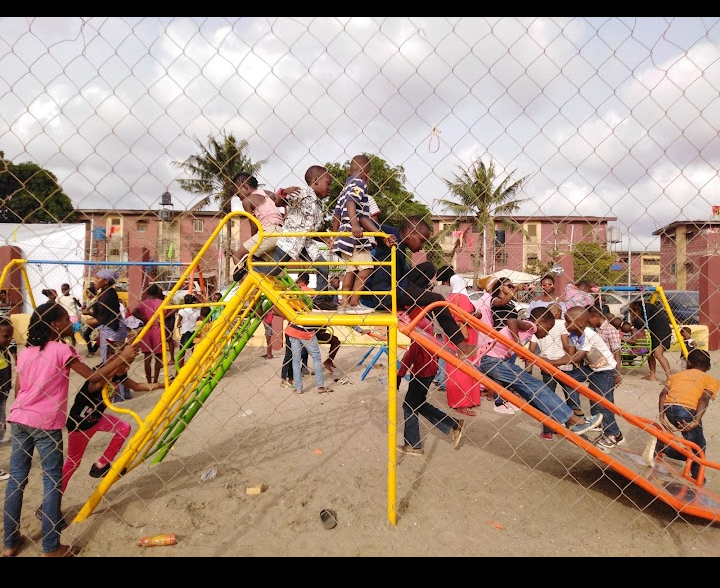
[489,269,540,284]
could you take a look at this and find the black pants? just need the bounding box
[282,334,308,380]
[397,261,465,346]
[83,326,98,353]
[315,328,340,362]
[402,374,458,448]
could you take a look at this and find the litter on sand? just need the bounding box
[200,467,217,482]
[485,521,505,530]
[245,484,267,495]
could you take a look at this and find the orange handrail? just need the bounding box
[399,301,720,522]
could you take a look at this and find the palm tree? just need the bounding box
[172,132,265,282]
[439,159,528,288]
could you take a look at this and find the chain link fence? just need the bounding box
[1,17,720,556]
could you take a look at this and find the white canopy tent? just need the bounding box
[0,224,86,313]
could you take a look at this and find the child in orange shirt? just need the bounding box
[643,349,719,480]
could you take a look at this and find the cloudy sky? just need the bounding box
[1,17,719,251]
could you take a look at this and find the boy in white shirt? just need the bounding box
[560,306,624,452]
[527,303,578,441]
[174,294,200,369]
[679,326,698,370]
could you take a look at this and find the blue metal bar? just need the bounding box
[25,260,188,267]
[600,285,656,292]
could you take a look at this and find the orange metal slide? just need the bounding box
[398,301,720,523]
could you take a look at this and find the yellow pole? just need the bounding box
[387,324,398,526]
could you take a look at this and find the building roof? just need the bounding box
[652,220,720,236]
[432,214,617,223]
[76,209,221,218]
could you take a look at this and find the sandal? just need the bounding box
[2,535,26,558]
[42,544,81,557]
[317,387,333,394]
[454,407,477,417]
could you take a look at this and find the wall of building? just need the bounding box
[432,216,613,276]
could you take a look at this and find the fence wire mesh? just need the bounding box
[1,17,720,556]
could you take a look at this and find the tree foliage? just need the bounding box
[572,241,624,285]
[173,132,264,214]
[524,247,561,277]
[439,159,528,285]
[0,152,75,223]
[324,155,431,229]
[172,133,265,283]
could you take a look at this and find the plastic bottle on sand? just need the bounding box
[138,533,178,547]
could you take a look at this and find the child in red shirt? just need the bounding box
[397,318,465,456]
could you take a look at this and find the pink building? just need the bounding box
[652,220,720,290]
[75,208,258,304]
[609,250,660,287]
[432,215,617,276]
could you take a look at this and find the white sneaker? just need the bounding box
[345,304,374,314]
[642,435,658,466]
[493,403,515,416]
[0,469,9,481]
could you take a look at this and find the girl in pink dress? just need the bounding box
[3,302,136,557]
[444,283,481,417]
[132,284,166,384]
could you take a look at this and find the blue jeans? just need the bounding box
[587,369,621,437]
[492,353,518,406]
[290,336,324,392]
[541,372,562,435]
[660,404,706,480]
[402,375,457,449]
[479,357,574,426]
[4,423,64,553]
[557,366,590,415]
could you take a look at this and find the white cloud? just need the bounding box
[1,16,719,252]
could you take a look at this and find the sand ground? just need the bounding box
[2,338,720,557]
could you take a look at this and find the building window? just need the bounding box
[554,224,567,236]
[583,224,592,238]
[671,263,677,276]
[137,220,147,233]
[109,248,120,257]
[526,224,538,238]
[107,216,122,239]
[526,254,539,265]
[192,219,204,232]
